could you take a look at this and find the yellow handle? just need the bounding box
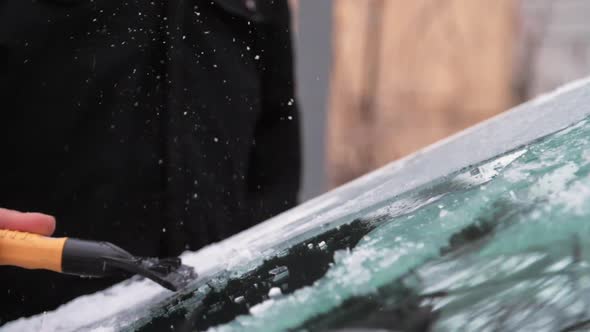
[0,229,67,272]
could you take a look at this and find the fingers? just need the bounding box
[0,208,56,236]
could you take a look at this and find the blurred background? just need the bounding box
[292,0,590,202]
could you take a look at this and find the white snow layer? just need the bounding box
[3,77,590,332]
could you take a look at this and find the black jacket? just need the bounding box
[0,0,300,322]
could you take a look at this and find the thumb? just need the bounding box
[0,208,56,236]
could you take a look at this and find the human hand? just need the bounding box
[0,208,56,236]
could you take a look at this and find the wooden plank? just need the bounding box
[327,0,515,187]
[327,0,377,186]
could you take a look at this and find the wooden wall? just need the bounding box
[327,0,516,187]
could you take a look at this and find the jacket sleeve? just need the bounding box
[247,0,302,220]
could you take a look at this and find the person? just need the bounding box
[0,209,56,236]
[0,0,300,323]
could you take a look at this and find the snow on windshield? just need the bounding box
[211,116,590,331]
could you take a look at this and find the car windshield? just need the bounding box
[5,78,590,332]
[137,117,590,332]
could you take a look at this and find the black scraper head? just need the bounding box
[62,238,197,291]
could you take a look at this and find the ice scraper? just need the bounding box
[0,229,195,291]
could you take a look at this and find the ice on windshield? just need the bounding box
[200,115,590,332]
[91,114,590,332]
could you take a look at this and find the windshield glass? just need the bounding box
[127,115,590,332]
